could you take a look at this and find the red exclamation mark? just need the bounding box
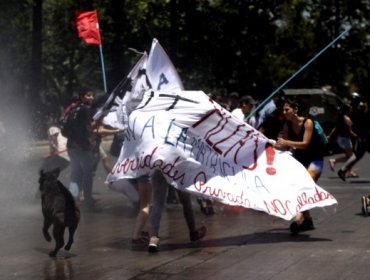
[265,143,276,175]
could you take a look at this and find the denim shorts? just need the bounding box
[336,136,353,150]
[307,159,324,182]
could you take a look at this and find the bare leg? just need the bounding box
[132,180,152,240]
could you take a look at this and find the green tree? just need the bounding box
[2,0,370,138]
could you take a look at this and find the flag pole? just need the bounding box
[247,27,351,120]
[99,44,108,94]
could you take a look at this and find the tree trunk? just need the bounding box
[30,0,43,137]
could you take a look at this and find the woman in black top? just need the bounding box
[276,98,324,235]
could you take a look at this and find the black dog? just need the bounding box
[39,168,80,257]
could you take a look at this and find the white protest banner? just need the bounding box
[107,90,337,220]
[146,38,184,91]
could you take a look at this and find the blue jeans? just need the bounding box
[150,170,196,237]
[67,146,94,202]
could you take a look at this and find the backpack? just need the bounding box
[313,120,328,147]
[60,101,82,138]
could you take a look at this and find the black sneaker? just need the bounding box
[190,226,207,242]
[362,196,368,216]
[289,222,299,236]
[337,170,346,182]
[299,218,315,231]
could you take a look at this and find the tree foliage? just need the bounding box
[1,0,370,138]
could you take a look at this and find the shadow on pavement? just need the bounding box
[105,230,332,253]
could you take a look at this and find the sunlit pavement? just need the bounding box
[1,141,370,280]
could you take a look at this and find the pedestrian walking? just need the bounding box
[344,94,370,178]
[327,103,357,181]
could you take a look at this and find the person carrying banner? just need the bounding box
[91,93,124,176]
[276,98,324,235]
[66,89,97,209]
[231,95,257,127]
[334,93,369,179]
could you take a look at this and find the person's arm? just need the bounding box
[92,113,125,137]
[344,115,357,138]
[274,122,288,150]
[327,126,337,142]
[94,125,124,137]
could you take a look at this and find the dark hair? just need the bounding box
[239,95,255,106]
[275,95,286,107]
[284,98,299,109]
[78,88,94,98]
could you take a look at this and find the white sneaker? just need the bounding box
[148,236,160,253]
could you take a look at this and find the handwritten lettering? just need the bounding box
[164,119,188,148]
[193,172,251,207]
[264,199,289,216]
[111,146,186,184]
[296,187,334,212]
[140,115,155,139]
[191,103,262,170]
[157,73,169,90]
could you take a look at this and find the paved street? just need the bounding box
[1,140,370,280]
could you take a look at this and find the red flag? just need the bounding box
[75,10,101,45]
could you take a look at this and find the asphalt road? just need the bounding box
[1,141,370,280]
